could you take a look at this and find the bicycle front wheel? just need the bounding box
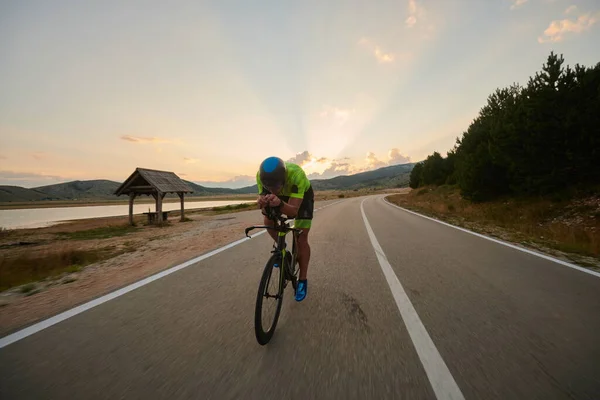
[254,254,284,345]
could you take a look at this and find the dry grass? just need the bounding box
[57,224,139,240]
[0,246,116,291]
[210,203,256,213]
[387,186,600,260]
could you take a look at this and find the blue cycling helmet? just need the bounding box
[259,157,286,188]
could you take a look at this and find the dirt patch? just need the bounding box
[0,209,264,336]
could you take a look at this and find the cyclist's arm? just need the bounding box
[281,164,309,217]
[280,197,301,217]
[256,171,269,208]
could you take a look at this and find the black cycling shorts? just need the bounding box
[262,186,314,224]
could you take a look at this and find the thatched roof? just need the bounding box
[114,168,193,196]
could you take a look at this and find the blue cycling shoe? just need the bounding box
[295,280,307,302]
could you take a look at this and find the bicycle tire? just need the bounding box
[285,252,298,293]
[290,236,300,293]
[254,253,284,345]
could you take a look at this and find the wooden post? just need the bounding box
[152,192,158,225]
[157,191,164,223]
[179,192,185,221]
[128,192,137,226]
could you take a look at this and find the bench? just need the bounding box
[143,211,170,224]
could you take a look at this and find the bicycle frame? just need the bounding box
[248,206,304,345]
[245,206,304,279]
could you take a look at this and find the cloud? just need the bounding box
[0,155,7,160]
[264,149,412,181]
[0,170,63,179]
[287,151,360,179]
[538,10,599,43]
[358,38,395,64]
[374,47,395,63]
[365,152,387,169]
[30,152,47,160]
[355,148,412,173]
[406,0,428,28]
[388,148,411,165]
[565,5,578,15]
[0,170,68,188]
[308,161,353,180]
[194,175,255,189]
[121,135,174,144]
[287,151,314,166]
[358,37,369,46]
[286,151,332,169]
[230,174,254,182]
[406,0,418,27]
[510,0,528,10]
[320,105,355,125]
[183,157,200,164]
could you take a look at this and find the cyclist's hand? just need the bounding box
[268,196,281,207]
[257,196,268,208]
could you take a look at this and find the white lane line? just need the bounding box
[317,199,344,210]
[0,199,344,349]
[361,198,465,400]
[0,231,267,349]
[382,196,600,279]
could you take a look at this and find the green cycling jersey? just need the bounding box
[256,162,311,199]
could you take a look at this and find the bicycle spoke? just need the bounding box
[255,256,284,345]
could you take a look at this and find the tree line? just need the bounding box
[409,52,600,201]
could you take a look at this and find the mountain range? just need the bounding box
[0,163,415,202]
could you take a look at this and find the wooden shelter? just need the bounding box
[114,168,193,225]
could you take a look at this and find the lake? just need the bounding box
[0,200,255,229]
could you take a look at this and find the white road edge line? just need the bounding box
[0,231,267,349]
[361,198,465,400]
[0,199,344,349]
[382,196,600,279]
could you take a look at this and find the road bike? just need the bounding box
[245,206,303,345]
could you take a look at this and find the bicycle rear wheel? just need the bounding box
[254,253,284,345]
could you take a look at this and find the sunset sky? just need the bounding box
[1,0,599,188]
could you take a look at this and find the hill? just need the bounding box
[0,163,414,202]
[0,186,61,202]
[311,163,414,190]
[182,181,255,196]
[34,180,122,200]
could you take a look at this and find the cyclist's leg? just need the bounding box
[294,220,311,301]
[295,224,311,280]
[263,213,277,242]
[294,187,314,281]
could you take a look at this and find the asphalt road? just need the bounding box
[1,195,599,399]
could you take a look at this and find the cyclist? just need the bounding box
[256,156,314,302]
